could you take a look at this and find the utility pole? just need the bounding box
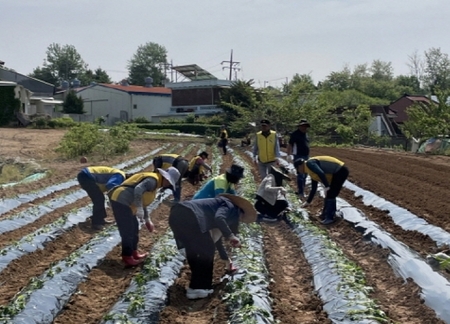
[221,49,240,80]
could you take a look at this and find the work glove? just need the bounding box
[145,220,154,233]
[135,208,145,222]
[301,201,310,208]
[279,187,287,195]
[229,234,241,248]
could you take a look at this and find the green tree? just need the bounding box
[29,43,88,86]
[63,90,84,114]
[79,67,111,85]
[28,66,58,85]
[422,47,450,93]
[370,60,393,81]
[402,89,450,140]
[127,42,168,86]
[320,66,352,91]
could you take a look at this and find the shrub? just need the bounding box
[135,123,221,135]
[47,117,77,128]
[56,123,100,158]
[133,116,150,123]
[33,117,48,129]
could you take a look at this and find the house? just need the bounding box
[0,63,62,117]
[63,81,172,125]
[157,64,232,122]
[389,94,435,125]
[368,105,400,136]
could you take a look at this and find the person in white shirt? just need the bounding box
[254,166,291,222]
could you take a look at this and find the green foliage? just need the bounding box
[195,114,225,125]
[136,123,221,135]
[33,117,49,129]
[47,117,76,128]
[185,113,196,123]
[63,90,84,114]
[127,42,168,86]
[78,67,111,85]
[0,86,20,126]
[133,116,150,123]
[402,89,450,139]
[56,123,100,158]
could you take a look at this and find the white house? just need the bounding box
[72,83,171,125]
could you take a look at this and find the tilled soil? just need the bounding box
[1,135,450,323]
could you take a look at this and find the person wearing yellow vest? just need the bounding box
[77,166,128,230]
[253,119,281,179]
[186,151,212,185]
[219,125,229,155]
[294,156,349,225]
[108,167,181,266]
[152,153,189,202]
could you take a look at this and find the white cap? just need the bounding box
[157,167,180,188]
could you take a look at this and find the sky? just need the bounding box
[2,0,450,88]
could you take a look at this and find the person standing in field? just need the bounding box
[152,153,189,203]
[252,119,281,179]
[219,125,229,155]
[294,156,349,225]
[77,166,129,230]
[108,167,180,266]
[287,119,310,200]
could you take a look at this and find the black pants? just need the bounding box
[254,196,288,218]
[110,200,139,256]
[169,204,215,289]
[220,138,228,155]
[77,171,107,225]
[326,166,349,199]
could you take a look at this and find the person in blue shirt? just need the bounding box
[192,164,244,199]
[287,119,310,199]
[77,166,130,230]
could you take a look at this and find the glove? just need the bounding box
[229,234,241,248]
[280,187,287,195]
[135,208,145,221]
[253,157,258,164]
[225,258,238,274]
[323,187,330,196]
[301,201,310,208]
[145,220,154,232]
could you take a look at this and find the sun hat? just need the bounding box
[297,119,310,127]
[218,193,257,223]
[157,167,180,188]
[270,166,290,181]
[226,164,245,179]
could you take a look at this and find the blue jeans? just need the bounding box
[294,155,308,196]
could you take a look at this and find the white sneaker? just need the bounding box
[186,288,213,299]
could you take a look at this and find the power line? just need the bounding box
[221,49,240,81]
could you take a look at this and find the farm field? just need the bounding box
[1,128,450,323]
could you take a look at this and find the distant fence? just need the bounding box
[312,135,411,151]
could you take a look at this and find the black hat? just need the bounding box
[260,119,271,125]
[226,164,245,179]
[297,119,310,127]
[199,151,209,158]
[293,158,305,168]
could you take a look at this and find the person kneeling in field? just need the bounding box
[294,156,349,225]
[255,166,291,222]
[169,194,257,299]
[77,166,131,230]
[108,167,180,266]
[186,151,212,185]
[152,153,189,203]
[192,164,244,199]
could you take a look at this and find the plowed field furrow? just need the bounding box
[312,148,450,232]
[53,146,200,323]
[262,221,330,323]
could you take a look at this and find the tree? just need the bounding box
[63,90,84,114]
[422,47,450,93]
[127,42,168,86]
[29,66,58,85]
[78,67,111,85]
[407,50,424,82]
[402,89,450,140]
[370,60,393,82]
[31,43,88,86]
[320,66,352,91]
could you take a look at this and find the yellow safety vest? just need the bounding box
[86,166,125,192]
[109,172,162,214]
[220,130,228,139]
[156,154,180,170]
[188,155,205,174]
[256,130,277,163]
[304,156,345,184]
[214,173,234,192]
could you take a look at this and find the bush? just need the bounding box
[133,116,150,123]
[56,123,100,158]
[34,117,48,129]
[47,117,77,128]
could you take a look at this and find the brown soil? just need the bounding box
[0,130,449,324]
